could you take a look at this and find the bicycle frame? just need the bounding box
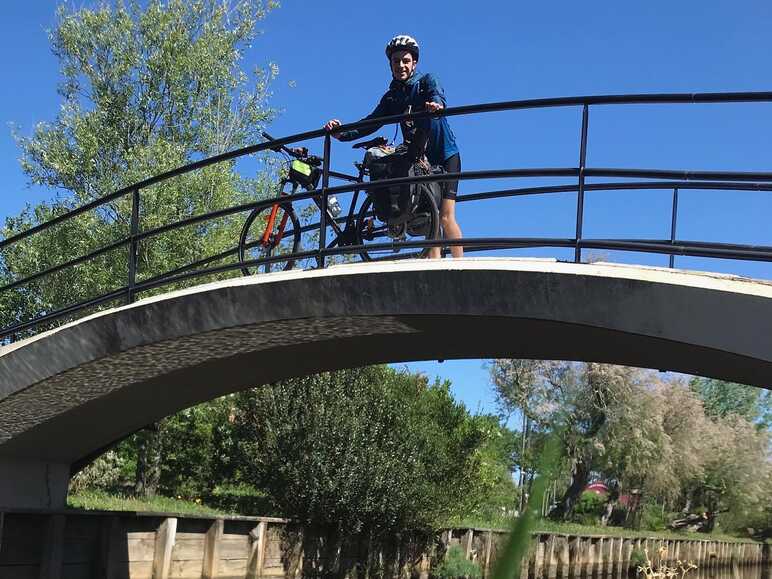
[255,169,363,254]
[260,181,296,249]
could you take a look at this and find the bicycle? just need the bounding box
[238,132,441,274]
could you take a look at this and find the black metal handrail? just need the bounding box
[3,90,772,342]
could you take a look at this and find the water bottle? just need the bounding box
[327,195,342,218]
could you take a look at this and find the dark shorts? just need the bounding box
[442,153,461,200]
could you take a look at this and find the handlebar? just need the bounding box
[351,136,389,150]
[262,131,322,166]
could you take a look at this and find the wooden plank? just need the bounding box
[96,516,123,579]
[39,514,66,579]
[567,536,580,579]
[246,521,267,579]
[587,538,595,578]
[545,536,557,579]
[171,537,206,561]
[219,537,249,558]
[201,519,223,579]
[61,537,99,564]
[169,558,211,578]
[129,532,159,540]
[483,531,493,578]
[263,528,284,570]
[695,541,702,567]
[128,560,154,579]
[152,517,177,579]
[1,564,39,579]
[597,538,606,577]
[0,538,43,564]
[519,540,530,579]
[62,563,92,579]
[557,536,570,579]
[533,536,545,579]
[218,557,248,576]
[570,537,582,579]
[623,539,634,576]
[463,529,474,559]
[128,538,158,562]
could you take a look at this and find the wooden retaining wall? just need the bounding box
[0,510,767,578]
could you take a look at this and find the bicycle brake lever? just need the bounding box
[287,147,308,157]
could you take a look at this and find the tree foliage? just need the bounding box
[18,0,278,198]
[489,360,771,532]
[5,0,281,497]
[2,0,279,335]
[231,366,496,535]
[690,377,771,427]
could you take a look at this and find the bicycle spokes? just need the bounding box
[239,202,300,274]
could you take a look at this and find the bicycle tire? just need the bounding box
[239,202,301,275]
[355,186,440,262]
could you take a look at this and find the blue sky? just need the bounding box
[2,1,772,415]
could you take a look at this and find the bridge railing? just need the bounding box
[2,91,772,342]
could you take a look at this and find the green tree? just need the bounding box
[4,0,280,496]
[2,0,279,335]
[490,361,646,520]
[690,377,771,427]
[232,366,491,536]
[488,359,556,511]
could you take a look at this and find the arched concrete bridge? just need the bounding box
[1,258,771,509]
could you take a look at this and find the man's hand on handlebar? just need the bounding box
[425,101,443,113]
[324,119,343,140]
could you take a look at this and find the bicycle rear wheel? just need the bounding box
[355,187,440,262]
[239,203,301,274]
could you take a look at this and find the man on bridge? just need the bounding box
[324,34,464,258]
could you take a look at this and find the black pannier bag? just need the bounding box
[364,145,443,221]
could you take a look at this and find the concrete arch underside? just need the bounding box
[1,258,771,508]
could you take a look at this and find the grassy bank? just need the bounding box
[69,491,754,543]
[68,490,233,517]
[450,516,752,543]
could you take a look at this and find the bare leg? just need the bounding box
[429,198,463,258]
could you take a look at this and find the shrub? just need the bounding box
[68,451,126,494]
[205,484,277,516]
[433,545,482,579]
[571,491,606,526]
[629,548,647,568]
[639,502,668,532]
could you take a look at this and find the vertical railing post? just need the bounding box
[669,187,679,268]
[127,188,140,303]
[318,134,332,269]
[575,104,590,263]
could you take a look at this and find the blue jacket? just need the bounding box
[338,71,459,165]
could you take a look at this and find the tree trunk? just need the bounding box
[135,422,162,498]
[550,364,608,520]
[549,458,591,520]
[517,414,530,513]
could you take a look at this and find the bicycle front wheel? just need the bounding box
[239,202,301,275]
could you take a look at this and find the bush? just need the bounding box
[68,451,126,494]
[433,545,482,579]
[205,484,277,516]
[629,548,647,568]
[235,367,491,534]
[639,502,668,532]
[571,491,606,526]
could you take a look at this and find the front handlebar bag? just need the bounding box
[289,159,320,190]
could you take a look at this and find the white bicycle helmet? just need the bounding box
[385,35,420,60]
